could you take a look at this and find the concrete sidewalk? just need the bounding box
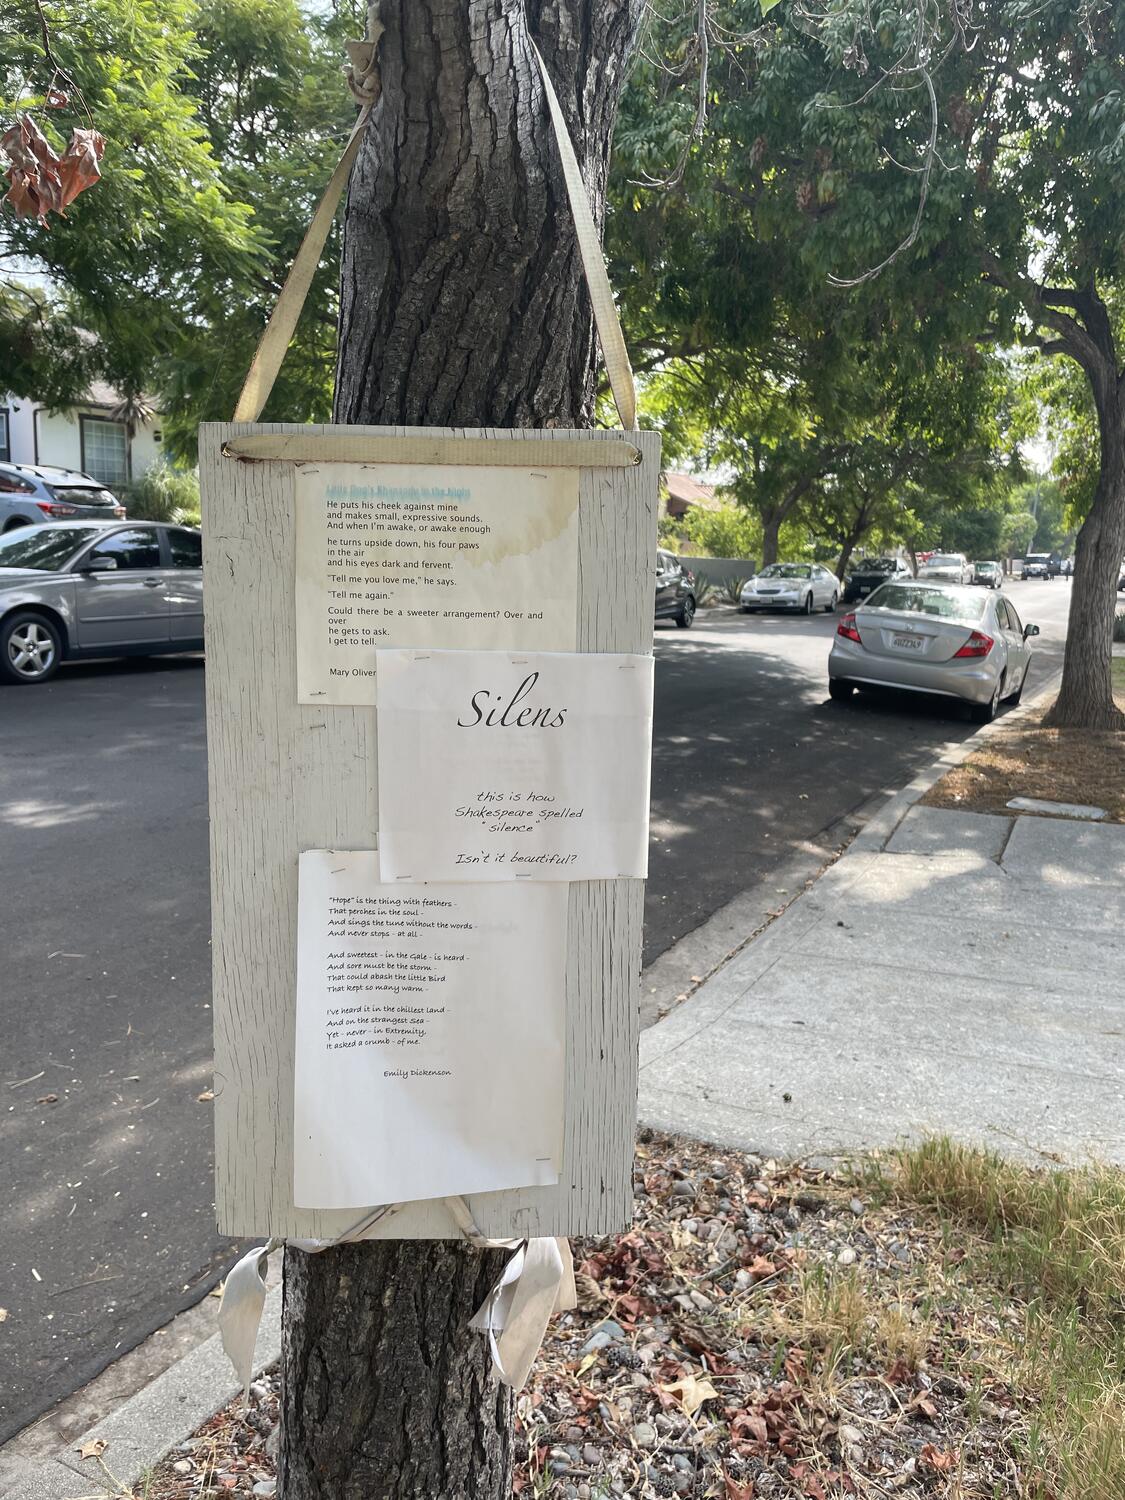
[639,804,1125,1166]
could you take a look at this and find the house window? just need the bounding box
[0,411,9,463]
[80,416,129,487]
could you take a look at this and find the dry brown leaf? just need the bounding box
[36,1093,59,1105]
[77,1438,107,1460]
[0,1307,8,1322]
[197,1089,216,1102]
[658,1370,719,1416]
[919,1443,957,1473]
[724,1474,755,1499]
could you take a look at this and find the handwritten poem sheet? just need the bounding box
[375,650,654,883]
[293,850,567,1208]
[294,462,579,704]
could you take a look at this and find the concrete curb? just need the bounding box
[849,665,1063,855]
[0,1289,281,1500]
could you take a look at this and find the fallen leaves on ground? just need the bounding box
[922,696,1125,822]
[131,1135,1032,1499]
[78,1438,108,1460]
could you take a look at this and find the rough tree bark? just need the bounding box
[280,4,642,1498]
[1043,343,1125,730]
[1016,279,1125,732]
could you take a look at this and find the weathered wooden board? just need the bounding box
[199,422,660,1240]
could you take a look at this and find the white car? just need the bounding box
[741,563,839,615]
[917,552,972,585]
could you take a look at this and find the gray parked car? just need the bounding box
[0,462,127,529]
[0,521,203,685]
[828,579,1039,723]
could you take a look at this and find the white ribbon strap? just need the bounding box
[217,1199,574,1398]
[218,1239,279,1400]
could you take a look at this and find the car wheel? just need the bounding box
[676,594,695,629]
[802,591,814,615]
[2,517,29,532]
[1,610,63,685]
[970,680,1001,725]
[828,679,854,702]
[825,591,838,613]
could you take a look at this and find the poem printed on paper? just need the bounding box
[293,850,567,1208]
[294,462,579,704]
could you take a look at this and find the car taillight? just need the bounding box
[836,612,862,644]
[953,631,994,658]
[36,500,77,517]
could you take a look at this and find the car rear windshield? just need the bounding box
[925,555,961,567]
[1025,555,1049,564]
[0,527,101,571]
[854,558,896,573]
[863,583,987,620]
[759,564,811,579]
[48,485,118,507]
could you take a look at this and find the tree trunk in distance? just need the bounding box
[1044,388,1125,731]
[280,4,641,1498]
[760,513,781,567]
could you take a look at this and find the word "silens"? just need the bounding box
[457,671,567,729]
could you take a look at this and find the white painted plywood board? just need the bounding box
[199,422,659,1240]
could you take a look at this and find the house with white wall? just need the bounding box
[1,380,164,489]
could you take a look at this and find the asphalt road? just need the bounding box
[0,577,1072,1440]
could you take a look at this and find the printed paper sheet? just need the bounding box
[293,850,567,1208]
[294,462,579,704]
[375,650,654,883]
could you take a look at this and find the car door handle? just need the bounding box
[143,578,163,588]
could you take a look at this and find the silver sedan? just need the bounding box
[828,580,1039,723]
[0,521,203,685]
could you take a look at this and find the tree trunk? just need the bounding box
[280,5,641,1498]
[760,512,781,567]
[1044,386,1125,731]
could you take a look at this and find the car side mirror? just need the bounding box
[1024,623,1040,639]
[79,556,117,573]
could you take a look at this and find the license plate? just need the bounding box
[859,585,871,594]
[892,633,925,652]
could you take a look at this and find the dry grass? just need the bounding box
[922,660,1125,822]
[897,1138,1125,1500]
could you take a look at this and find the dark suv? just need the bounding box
[0,463,127,530]
[655,550,696,628]
[842,555,911,603]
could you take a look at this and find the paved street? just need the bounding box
[647,578,1070,964]
[0,578,1072,1439]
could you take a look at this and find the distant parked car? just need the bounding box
[917,552,972,585]
[972,560,1002,589]
[0,462,126,530]
[842,555,911,604]
[1021,553,1053,580]
[828,579,1039,724]
[741,563,838,614]
[654,549,696,629]
[0,521,203,685]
